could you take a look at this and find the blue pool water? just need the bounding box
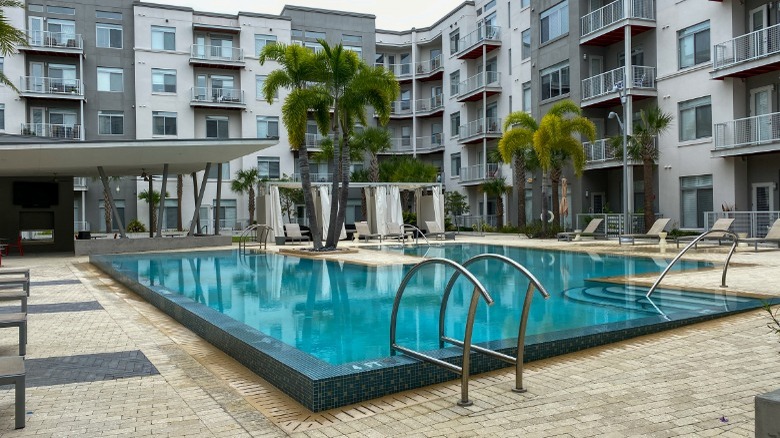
[96,244,761,366]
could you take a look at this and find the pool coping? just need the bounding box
[90,251,777,412]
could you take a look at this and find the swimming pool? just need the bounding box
[91,245,773,411]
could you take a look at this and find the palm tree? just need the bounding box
[610,106,673,232]
[138,190,167,232]
[0,1,27,91]
[480,177,511,229]
[231,168,261,225]
[351,127,392,183]
[176,174,184,231]
[498,112,538,229]
[533,100,596,234]
[260,42,330,249]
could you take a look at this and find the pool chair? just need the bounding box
[283,223,308,245]
[383,223,408,242]
[557,218,605,241]
[425,220,453,240]
[618,218,671,245]
[675,217,735,248]
[355,221,382,242]
[741,218,780,251]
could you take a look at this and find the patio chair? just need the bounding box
[618,218,671,245]
[384,223,409,242]
[557,218,605,241]
[741,218,780,251]
[675,217,735,248]
[283,223,308,245]
[425,220,447,240]
[355,221,382,242]
[3,235,23,256]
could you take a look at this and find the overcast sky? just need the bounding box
[151,0,463,31]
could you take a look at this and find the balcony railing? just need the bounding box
[458,71,501,97]
[583,139,616,163]
[20,76,83,96]
[390,99,413,116]
[415,94,444,113]
[714,112,780,150]
[581,65,655,100]
[416,133,444,152]
[21,123,82,140]
[712,23,780,70]
[456,25,501,56]
[460,163,500,183]
[191,87,245,104]
[387,63,413,79]
[26,30,83,50]
[190,44,244,62]
[388,137,414,153]
[305,133,335,148]
[291,172,333,182]
[414,55,442,75]
[580,0,655,38]
[460,117,502,140]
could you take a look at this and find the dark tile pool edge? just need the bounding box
[90,255,775,412]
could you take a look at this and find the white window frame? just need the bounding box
[678,96,712,141]
[257,156,281,179]
[256,75,278,101]
[540,62,570,101]
[97,67,123,92]
[152,111,177,136]
[151,25,175,51]
[678,21,710,70]
[450,153,461,177]
[151,68,176,93]
[254,34,277,56]
[540,0,569,44]
[96,23,122,49]
[256,116,279,139]
[98,110,123,135]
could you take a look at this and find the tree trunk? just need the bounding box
[513,154,526,228]
[541,170,548,234]
[249,186,256,225]
[176,175,183,231]
[643,159,655,233]
[369,154,379,183]
[550,167,562,229]
[333,132,351,248]
[298,147,322,249]
[326,113,341,248]
[497,195,504,229]
[103,189,112,232]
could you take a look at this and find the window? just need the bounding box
[291,29,303,39]
[451,153,461,177]
[540,62,569,100]
[28,4,43,13]
[96,23,122,48]
[342,34,362,44]
[162,198,178,230]
[254,34,277,56]
[257,116,279,139]
[679,96,712,141]
[521,29,531,59]
[305,30,326,40]
[304,41,323,53]
[153,111,177,136]
[0,57,4,75]
[680,175,713,228]
[97,67,123,92]
[258,156,280,179]
[540,0,569,44]
[0,104,4,130]
[213,199,237,230]
[401,126,411,146]
[521,0,530,8]
[678,21,710,69]
[450,71,460,96]
[206,116,229,139]
[207,162,230,179]
[484,0,496,12]
[151,26,175,51]
[47,5,75,15]
[450,112,461,136]
[522,81,531,112]
[256,75,278,101]
[449,29,460,55]
[151,68,176,93]
[345,45,362,58]
[98,111,123,135]
[96,11,122,20]
[375,53,385,66]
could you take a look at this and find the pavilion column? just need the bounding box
[188,163,212,237]
[156,163,169,238]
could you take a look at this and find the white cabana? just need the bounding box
[432,185,443,230]
[269,186,285,239]
[319,186,347,239]
[387,185,403,232]
[375,185,388,236]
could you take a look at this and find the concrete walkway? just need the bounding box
[0,237,778,437]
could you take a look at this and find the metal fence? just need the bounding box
[705,211,780,238]
[713,22,780,70]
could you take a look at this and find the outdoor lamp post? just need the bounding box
[609,107,629,235]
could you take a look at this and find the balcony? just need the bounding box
[455,25,501,59]
[387,63,413,83]
[189,45,245,69]
[416,133,445,153]
[389,100,413,118]
[20,30,83,56]
[304,133,335,151]
[583,139,619,169]
[190,87,246,109]
[580,0,655,46]
[458,117,502,144]
[713,112,780,157]
[580,65,656,107]
[21,123,82,140]
[19,76,84,100]
[414,55,443,81]
[456,71,501,102]
[459,163,500,184]
[380,137,414,155]
[291,173,333,182]
[415,94,444,117]
[711,23,780,79]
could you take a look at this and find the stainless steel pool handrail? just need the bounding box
[238,224,260,253]
[646,230,739,298]
[238,224,271,253]
[438,254,551,393]
[390,258,493,407]
[402,223,431,246]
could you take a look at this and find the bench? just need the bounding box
[0,356,25,429]
[0,313,27,355]
[0,290,27,313]
[0,276,30,297]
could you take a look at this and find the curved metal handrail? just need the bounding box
[238,224,272,253]
[646,230,739,298]
[401,223,431,247]
[389,258,493,407]
[238,224,259,253]
[438,253,551,393]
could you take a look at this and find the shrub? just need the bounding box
[402,211,417,226]
[127,219,146,233]
[520,220,563,238]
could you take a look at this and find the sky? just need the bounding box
[151,0,463,31]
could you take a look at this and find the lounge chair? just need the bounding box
[675,218,735,248]
[355,221,382,242]
[557,218,605,241]
[384,223,408,241]
[618,218,671,245]
[742,218,780,251]
[425,220,447,240]
[283,223,308,245]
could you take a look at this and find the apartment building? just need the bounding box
[1,0,777,238]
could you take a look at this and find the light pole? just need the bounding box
[609,83,629,235]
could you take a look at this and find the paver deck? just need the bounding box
[0,235,778,437]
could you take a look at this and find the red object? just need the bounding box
[3,235,23,256]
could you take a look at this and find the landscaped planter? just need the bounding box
[755,388,780,437]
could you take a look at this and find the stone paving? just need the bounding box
[0,236,778,437]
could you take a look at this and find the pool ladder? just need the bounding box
[238,224,273,254]
[389,253,550,407]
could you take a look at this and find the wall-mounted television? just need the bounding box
[12,181,60,208]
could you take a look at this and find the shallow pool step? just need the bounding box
[563,284,749,314]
